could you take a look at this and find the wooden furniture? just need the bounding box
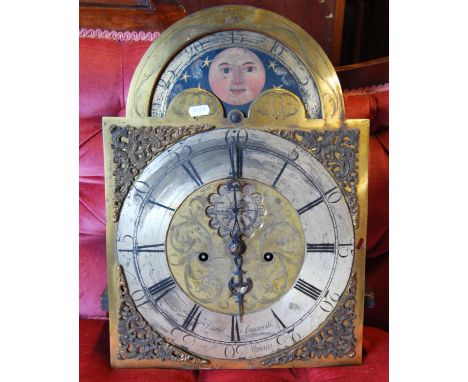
[336,56,389,90]
[79,0,346,65]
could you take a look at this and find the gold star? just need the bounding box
[273,84,284,89]
[181,72,190,82]
[202,56,213,68]
[268,60,277,70]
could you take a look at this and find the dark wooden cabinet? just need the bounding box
[79,0,388,70]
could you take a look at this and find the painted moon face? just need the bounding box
[208,48,266,106]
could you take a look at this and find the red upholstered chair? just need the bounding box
[79,32,388,381]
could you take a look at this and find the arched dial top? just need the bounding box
[126,5,344,120]
[151,30,322,119]
[116,128,354,360]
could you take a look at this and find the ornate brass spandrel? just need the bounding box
[109,124,215,221]
[166,88,224,121]
[117,266,208,364]
[166,179,305,315]
[262,273,357,366]
[265,128,360,227]
[248,89,306,123]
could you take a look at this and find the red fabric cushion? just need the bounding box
[79,36,388,329]
[80,319,388,381]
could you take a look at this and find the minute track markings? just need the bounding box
[297,187,338,215]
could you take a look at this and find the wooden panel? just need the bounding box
[178,0,345,65]
[79,0,187,32]
[80,0,345,65]
[79,0,151,7]
[336,56,389,90]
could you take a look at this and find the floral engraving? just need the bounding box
[166,182,304,315]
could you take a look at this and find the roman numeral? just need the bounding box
[182,160,203,187]
[147,277,175,302]
[137,244,164,253]
[271,309,287,329]
[182,304,202,332]
[294,279,322,300]
[297,187,338,215]
[229,143,243,178]
[147,200,175,211]
[119,243,165,253]
[231,316,240,342]
[307,243,335,253]
[272,161,288,187]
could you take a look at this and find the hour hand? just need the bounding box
[228,274,252,321]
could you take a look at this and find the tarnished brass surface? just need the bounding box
[103,118,368,369]
[103,4,369,369]
[108,124,215,221]
[166,179,305,315]
[166,88,224,121]
[262,273,357,365]
[126,5,344,121]
[249,89,306,122]
[117,266,208,364]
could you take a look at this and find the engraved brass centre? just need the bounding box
[166,179,305,315]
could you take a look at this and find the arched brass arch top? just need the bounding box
[126,5,345,122]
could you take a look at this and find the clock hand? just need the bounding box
[227,180,251,321]
[228,252,252,322]
[230,180,241,236]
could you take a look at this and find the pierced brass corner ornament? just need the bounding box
[109,124,215,221]
[103,5,368,369]
[117,266,208,364]
[262,274,357,366]
[265,128,360,227]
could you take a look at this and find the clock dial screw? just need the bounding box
[264,252,274,262]
[199,252,209,262]
[228,110,243,124]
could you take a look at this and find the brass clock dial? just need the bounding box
[104,4,368,370]
[116,128,354,360]
[167,178,304,316]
